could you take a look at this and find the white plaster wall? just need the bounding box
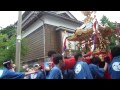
[22,15,81,38]
[42,15,81,30]
[22,19,43,39]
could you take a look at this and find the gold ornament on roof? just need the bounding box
[81,11,96,23]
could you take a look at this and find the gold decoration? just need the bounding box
[81,11,94,16]
[66,11,115,55]
[81,11,96,23]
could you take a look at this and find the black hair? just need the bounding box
[34,64,39,67]
[74,53,82,61]
[104,56,110,64]
[99,56,110,68]
[91,56,101,65]
[39,66,42,70]
[3,59,12,68]
[48,50,56,57]
[64,56,68,59]
[111,45,120,58]
[99,61,105,68]
[53,54,63,65]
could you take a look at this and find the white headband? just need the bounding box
[33,64,40,67]
[3,61,11,65]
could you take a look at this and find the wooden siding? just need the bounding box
[21,26,44,62]
[45,24,57,55]
[21,24,76,64]
[56,29,62,53]
[44,24,63,56]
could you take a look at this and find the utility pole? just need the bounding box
[15,11,22,72]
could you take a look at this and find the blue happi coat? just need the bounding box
[29,71,45,79]
[89,64,105,79]
[48,65,63,79]
[44,62,51,79]
[0,67,25,79]
[108,56,120,79]
[74,61,93,79]
[62,69,74,79]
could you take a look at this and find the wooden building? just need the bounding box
[21,11,83,65]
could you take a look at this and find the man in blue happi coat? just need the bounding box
[108,46,120,79]
[48,54,64,79]
[44,50,56,79]
[62,69,74,79]
[74,52,93,79]
[0,59,37,79]
[89,56,108,79]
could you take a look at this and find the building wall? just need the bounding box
[21,26,44,63]
[22,15,81,39]
[44,24,62,56]
[56,30,62,53]
[45,24,56,56]
[44,24,76,56]
[22,24,64,63]
[21,24,78,64]
[42,15,81,30]
[21,14,82,64]
[22,19,43,39]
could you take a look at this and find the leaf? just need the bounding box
[100,15,109,26]
[0,25,29,67]
[100,15,117,29]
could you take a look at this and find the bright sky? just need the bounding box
[70,11,120,23]
[0,11,120,28]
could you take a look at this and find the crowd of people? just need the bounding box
[0,45,120,79]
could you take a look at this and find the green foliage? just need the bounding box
[20,66,24,72]
[0,25,29,67]
[0,34,8,66]
[111,34,117,46]
[21,38,29,57]
[107,21,116,29]
[106,44,110,51]
[100,15,109,26]
[100,15,118,51]
[100,15,116,29]
[0,25,16,38]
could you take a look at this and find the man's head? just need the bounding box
[33,64,40,71]
[91,56,101,65]
[48,50,56,57]
[3,59,13,69]
[104,56,110,64]
[53,54,64,68]
[111,45,120,58]
[99,54,104,62]
[74,53,83,61]
[22,64,29,71]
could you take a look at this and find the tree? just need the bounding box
[100,15,116,29]
[0,25,29,67]
[100,15,109,26]
[100,15,117,51]
[0,25,16,38]
[0,33,8,66]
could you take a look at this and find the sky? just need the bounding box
[70,11,120,23]
[0,11,120,28]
